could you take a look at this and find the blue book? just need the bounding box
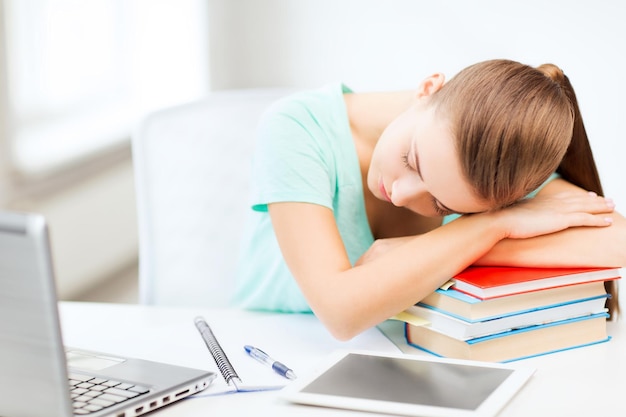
[405,312,610,363]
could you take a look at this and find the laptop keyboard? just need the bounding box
[69,373,150,415]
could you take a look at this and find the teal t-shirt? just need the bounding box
[233,84,374,313]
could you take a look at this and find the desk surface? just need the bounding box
[59,302,625,416]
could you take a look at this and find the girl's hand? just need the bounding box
[494,191,615,240]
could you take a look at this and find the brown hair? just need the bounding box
[431,59,618,317]
[537,64,618,317]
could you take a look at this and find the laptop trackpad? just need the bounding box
[67,350,125,371]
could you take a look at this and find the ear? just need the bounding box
[415,73,445,98]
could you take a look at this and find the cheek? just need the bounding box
[377,140,405,176]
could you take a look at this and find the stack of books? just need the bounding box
[403,266,621,362]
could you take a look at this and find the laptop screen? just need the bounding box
[0,212,74,417]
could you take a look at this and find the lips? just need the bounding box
[379,178,392,203]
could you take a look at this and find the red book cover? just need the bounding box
[452,266,621,300]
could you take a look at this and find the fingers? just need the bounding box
[567,191,614,227]
[499,191,617,239]
[568,192,615,215]
[580,213,614,227]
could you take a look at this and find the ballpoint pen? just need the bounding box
[244,345,297,380]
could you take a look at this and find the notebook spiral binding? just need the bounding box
[194,317,242,387]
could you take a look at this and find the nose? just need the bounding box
[390,176,427,207]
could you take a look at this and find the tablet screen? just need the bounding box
[282,351,533,417]
[301,353,512,410]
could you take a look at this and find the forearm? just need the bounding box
[477,212,626,268]
[315,213,506,340]
[480,178,626,267]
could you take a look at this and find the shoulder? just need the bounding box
[535,177,588,196]
[260,84,351,129]
[255,84,354,158]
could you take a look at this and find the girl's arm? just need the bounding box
[476,178,626,267]
[268,193,613,340]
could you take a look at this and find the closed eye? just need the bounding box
[401,152,413,170]
[431,197,455,216]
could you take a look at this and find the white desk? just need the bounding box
[59,302,626,416]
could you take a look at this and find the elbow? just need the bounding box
[325,323,361,342]
[303,274,391,341]
[313,305,376,342]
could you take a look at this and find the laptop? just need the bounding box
[0,211,216,417]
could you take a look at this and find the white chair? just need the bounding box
[132,88,293,307]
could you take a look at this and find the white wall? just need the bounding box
[208,0,626,208]
[8,156,138,299]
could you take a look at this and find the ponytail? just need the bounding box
[557,75,603,195]
[538,64,618,318]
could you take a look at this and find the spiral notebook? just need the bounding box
[193,316,286,395]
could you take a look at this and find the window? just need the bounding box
[2,0,209,176]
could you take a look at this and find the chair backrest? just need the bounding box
[132,88,293,307]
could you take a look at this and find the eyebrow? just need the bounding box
[413,146,471,216]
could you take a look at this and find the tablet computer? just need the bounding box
[281,350,534,417]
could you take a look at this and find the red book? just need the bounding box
[452,266,621,300]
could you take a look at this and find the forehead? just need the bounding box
[414,113,492,214]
